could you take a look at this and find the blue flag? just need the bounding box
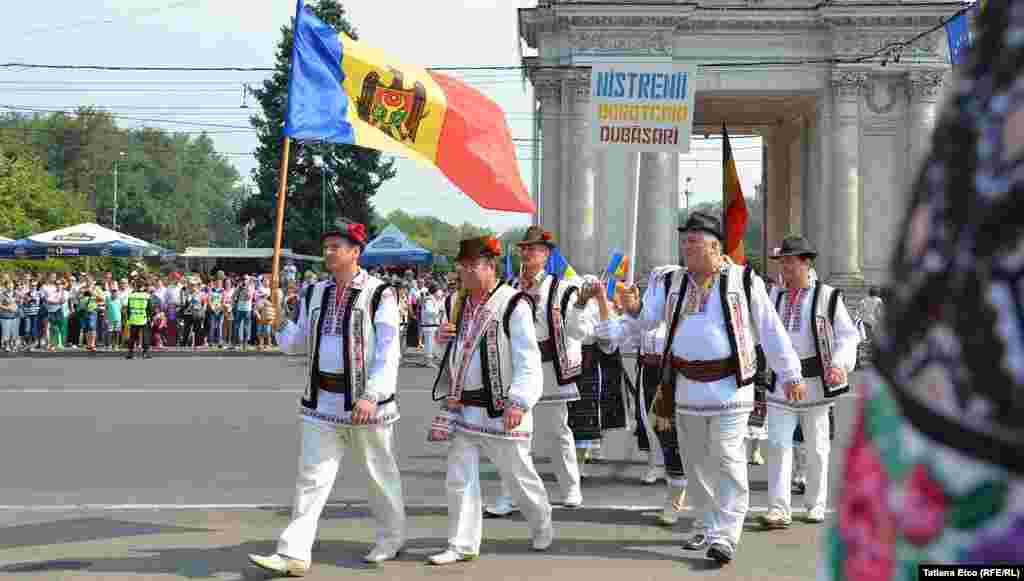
[284,0,354,143]
[946,3,984,67]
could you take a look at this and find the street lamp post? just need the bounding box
[113,151,125,231]
[684,176,694,217]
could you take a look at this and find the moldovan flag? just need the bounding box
[283,0,535,214]
[722,124,748,265]
[605,251,628,299]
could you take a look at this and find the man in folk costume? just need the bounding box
[484,225,585,516]
[620,212,804,564]
[759,236,859,528]
[248,219,405,577]
[427,236,553,565]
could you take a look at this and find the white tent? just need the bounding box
[19,223,169,257]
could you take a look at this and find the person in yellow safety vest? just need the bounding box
[126,277,155,360]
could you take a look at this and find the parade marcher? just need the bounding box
[485,226,585,516]
[420,284,442,367]
[620,212,804,564]
[623,266,689,524]
[758,236,860,529]
[427,235,553,565]
[566,277,630,476]
[248,219,405,576]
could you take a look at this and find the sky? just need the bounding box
[1,0,764,236]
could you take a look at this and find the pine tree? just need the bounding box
[243,0,396,256]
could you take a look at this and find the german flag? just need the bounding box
[722,124,748,265]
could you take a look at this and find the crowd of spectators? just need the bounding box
[0,264,456,357]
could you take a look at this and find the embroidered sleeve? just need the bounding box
[749,276,802,385]
[365,288,401,400]
[622,274,666,340]
[275,289,310,356]
[829,295,861,373]
[507,297,544,410]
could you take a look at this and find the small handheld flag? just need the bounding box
[605,251,629,299]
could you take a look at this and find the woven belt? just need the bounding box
[800,356,824,379]
[318,373,350,394]
[640,354,663,368]
[460,389,490,408]
[669,355,737,383]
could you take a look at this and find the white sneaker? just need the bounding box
[484,496,519,517]
[427,549,477,566]
[641,465,666,485]
[363,545,402,564]
[247,553,310,577]
[805,506,826,523]
[532,523,554,551]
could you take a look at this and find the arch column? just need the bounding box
[828,70,867,290]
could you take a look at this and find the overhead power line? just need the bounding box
[0,3,968,75]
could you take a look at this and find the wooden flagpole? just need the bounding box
[270,136,292,326]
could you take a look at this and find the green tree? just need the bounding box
[243,0,396,256]
[0,111,244,252]
[0,144,92,239]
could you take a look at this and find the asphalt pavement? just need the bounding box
[0,353,857,580]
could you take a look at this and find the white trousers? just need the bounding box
[422,328,438,361]
[765,405,830,516]
[277,421,406,563]
[497,401,581,502]
[677,412,749,550]
[447,432,552,555]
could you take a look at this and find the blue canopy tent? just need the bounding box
[2,223,172,259]
[359,224,433,268]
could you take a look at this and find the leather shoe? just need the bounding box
[681,533,708,551]
[363,545,402,564]
[427,549,477,566]
[707,541,734,564]
[247,553,310,577]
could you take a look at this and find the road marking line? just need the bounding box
[0,502,834,514]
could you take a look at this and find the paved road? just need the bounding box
[0,356,859,580]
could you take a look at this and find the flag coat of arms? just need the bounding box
[284,0,534,214]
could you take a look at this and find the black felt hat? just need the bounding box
[770,235,818,260]
[677,212,723,241]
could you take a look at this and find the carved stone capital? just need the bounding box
[906,70,945,102]
[566,68,591,102]
[532,76,562,102]
[831,71,868,100]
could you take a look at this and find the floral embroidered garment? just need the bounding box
[822,5,1024,579]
